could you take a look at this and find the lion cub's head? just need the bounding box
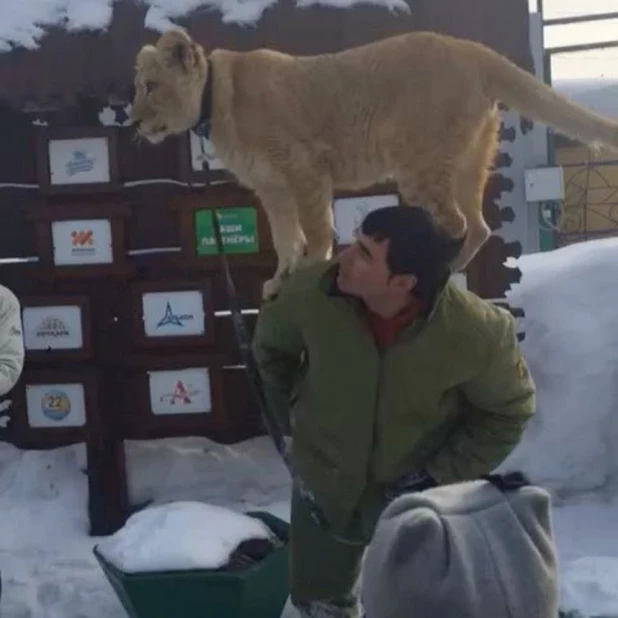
[130,28,208,144]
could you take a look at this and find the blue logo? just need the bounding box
[66,150,95,176]
[156,301,194,328]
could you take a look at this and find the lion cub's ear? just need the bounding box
[156,28,199,74]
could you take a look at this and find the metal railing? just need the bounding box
[539,158,618,247]
[537,5,618,249]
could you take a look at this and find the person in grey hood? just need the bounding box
[0,284,24,397]
[361,472,559,618]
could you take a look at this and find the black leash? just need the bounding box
[211,215,289,461]
[210,208,364,546]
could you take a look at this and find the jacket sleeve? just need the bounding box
[425,311,535,484]
[0,287,25,396]
[251,288,305,435]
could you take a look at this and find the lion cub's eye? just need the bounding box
[144,81,157,94]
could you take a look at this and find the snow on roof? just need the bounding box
[0,0,409,52]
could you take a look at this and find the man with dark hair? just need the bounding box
[252,205,535,618]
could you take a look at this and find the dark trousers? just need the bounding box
[288,485,386,616]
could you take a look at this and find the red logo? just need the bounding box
[162,381,192,404]
[71,230,93,247]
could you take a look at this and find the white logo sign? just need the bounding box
[148,367,211,416]
[142,291,206,338]
[333,193,400,245]
[48,136,111,185]
[22,305,83,350]
[25,383,86,428]
[51,218,113,266]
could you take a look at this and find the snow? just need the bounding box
[551,495,618,617]
[0,0,409,52]
[561,557,618,617]
[1,237,618,617]
[0,437,294,617]
[96,501,275,573]
[499,237,618,617]
[499,237,618,498]
[0,1,114,52]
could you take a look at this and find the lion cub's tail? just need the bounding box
[472,43,618,151]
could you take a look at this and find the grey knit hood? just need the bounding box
[361,476,559,618]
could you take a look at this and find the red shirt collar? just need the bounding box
[363,296,427,348]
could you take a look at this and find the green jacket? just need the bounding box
[252,262,535,530]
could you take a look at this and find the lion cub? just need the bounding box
[130,28,618,299]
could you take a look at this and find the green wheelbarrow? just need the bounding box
[94,510,290,618]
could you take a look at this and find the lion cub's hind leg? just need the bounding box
[295,178,335,268]
[449,211,490,271]
[449,113,500,271]
[256,187,307,300]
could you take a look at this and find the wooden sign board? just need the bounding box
[20,295,92,361]
[130,279,216,349]
[9,367,102,449]
[35,127,120,194]
[26,201,131,278]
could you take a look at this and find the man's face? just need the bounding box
[336,231,415,300]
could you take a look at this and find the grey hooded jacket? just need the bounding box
[361,476,559,618]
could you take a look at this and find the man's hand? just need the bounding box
[424,310,535,485]
[384,469,437,502]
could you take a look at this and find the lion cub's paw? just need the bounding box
[261,276,284,301]
[297,254,328,270]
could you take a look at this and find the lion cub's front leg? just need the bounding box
[296,180,335,268]
[257,188,307,300]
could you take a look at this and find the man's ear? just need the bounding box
[155,28,199,74]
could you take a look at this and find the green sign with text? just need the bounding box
[195,207,260,255]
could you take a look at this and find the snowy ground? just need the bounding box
[1,236,618,617]
[0,437,295,618]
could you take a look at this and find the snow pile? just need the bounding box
[498,237,618,497]
[551,494,618,618]
[561,557,618,617]
[96,500,275,573]
[0,0,409,52]
[493,236,618,618]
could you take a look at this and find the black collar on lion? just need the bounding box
[192,57,213,139]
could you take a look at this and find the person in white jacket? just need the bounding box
[0,284,24,397]
[0,285,23,599]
